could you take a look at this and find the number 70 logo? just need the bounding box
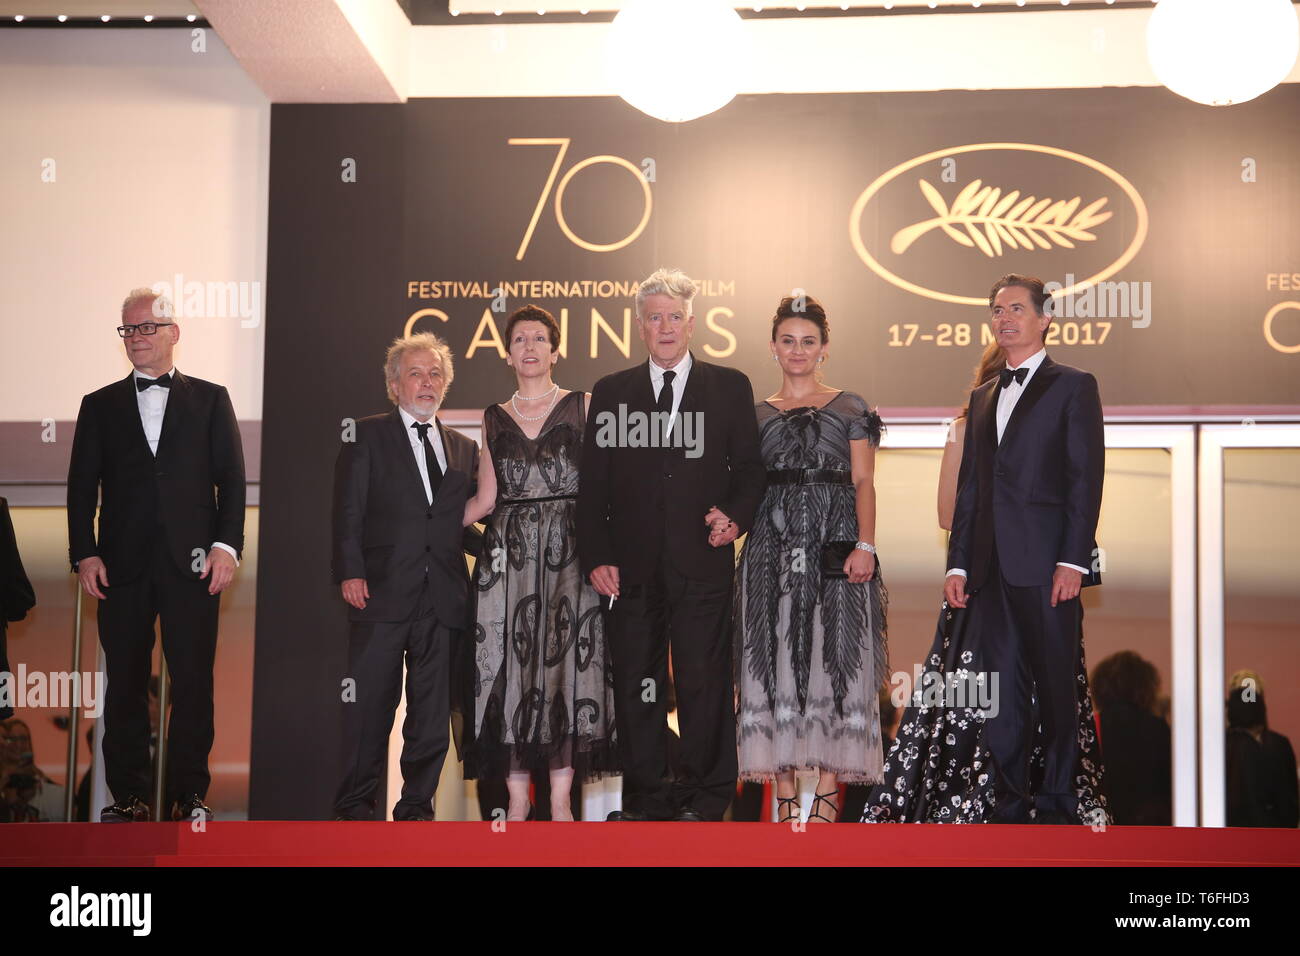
[509,138,654,260]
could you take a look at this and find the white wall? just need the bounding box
[0,28,269,423]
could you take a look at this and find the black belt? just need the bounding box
[498,493,578,505]
[766,468,852,486]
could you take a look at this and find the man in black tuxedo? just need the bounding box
[332,333,479,821]
[68,288,246,822]
[578,268,766,821]
[945,273,1105,825]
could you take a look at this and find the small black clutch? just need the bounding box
[820,541,857,578]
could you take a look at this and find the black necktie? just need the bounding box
[656,370,676,443]
[136,372,172,392]
[998,366,1028,390]
[411,421,443,500]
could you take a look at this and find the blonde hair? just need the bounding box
[121,287,175,321]
[635,268,699,318]
[384,332,454,404]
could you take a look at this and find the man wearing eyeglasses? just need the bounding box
[67,288,246,823]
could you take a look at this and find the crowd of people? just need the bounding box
[1,267,1294,827]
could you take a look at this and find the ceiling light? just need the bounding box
[606,0,746,123]
[1147,0,1300,106]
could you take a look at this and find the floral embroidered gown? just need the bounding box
[471,391,618,778]
[860,596,1111,823]
[733,391,889,784]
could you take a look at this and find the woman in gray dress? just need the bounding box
[732,295,888,823]
[463,305,617,821]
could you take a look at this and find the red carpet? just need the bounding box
[5,822,1298,867]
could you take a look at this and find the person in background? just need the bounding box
[462,305,618,821]
[0,719,66,822]
[1225,670,1298,828]
[0,496,36,723]
[67,288,246,823]
[937,342,1004,531]
[1091,651,1172,825]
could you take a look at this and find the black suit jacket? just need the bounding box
[577,356,766,585]
[332,410,479,625]
[67,371,246,583]
[1,497,36,720]
[947,354,1104,590]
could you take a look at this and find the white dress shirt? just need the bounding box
[649,350,692,433]
[398,406,448,505]
[133,367,238,565]
[947,348,1087,579]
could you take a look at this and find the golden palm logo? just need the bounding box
[850,143,1149,306]
[891,180,1114,258]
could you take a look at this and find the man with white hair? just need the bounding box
[331,333,480,821]
[578,268,766,821]
[68,288,246,823]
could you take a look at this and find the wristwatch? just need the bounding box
[855,541,876,554]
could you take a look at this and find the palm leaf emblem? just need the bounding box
[890,178,1113,257]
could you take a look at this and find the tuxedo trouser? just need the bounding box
[974,549,1082,822]
[335,579,450,820]
[97,533,219,804]
[607,555,737,820]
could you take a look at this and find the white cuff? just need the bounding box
[945,568,967,578]
[212,542,240,567]
[1057,561,1088,574]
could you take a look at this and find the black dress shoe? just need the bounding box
[606,809,650,821]
[171,795,214,822]
[673,807,707,822]
[392,811,435,822]
[101,795,150,823]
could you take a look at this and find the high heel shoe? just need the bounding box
[776,796,800,824]
[808,790,840,823]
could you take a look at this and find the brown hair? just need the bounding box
[988,273,1050,316]
[771,294,829,343]
[505,304,561,350]
[1091,651,1160,714]
[960,340,1006,417]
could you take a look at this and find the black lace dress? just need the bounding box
[470,391,618,779]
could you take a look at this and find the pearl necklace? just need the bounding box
[511,383,560,422]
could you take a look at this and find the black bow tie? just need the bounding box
[998,367,1028,390]
[136,373,172,392]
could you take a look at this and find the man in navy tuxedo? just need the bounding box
[944,274,1105,825]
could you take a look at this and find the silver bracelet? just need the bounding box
[855,541,876,554]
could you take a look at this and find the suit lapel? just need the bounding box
[435,418,461,475]
[390,410,429,503]
[677,353,703,417]
[636,359,656,413]
[999,355,1059,449]
[115,373,153,458]
[156,369,190,457]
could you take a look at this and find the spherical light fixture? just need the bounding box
[605,0,747,123]
[1147,0,1300,106]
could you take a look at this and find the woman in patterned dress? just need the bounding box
[732,295,889,823]
[463,305,617,821]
